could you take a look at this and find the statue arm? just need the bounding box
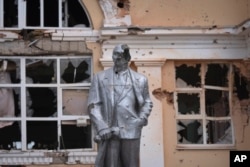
[88,74,109,133]
[139,77,153,122]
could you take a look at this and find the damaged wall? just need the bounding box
[157,61,250,167]
[2,0,250,167]
[130,0,249,27]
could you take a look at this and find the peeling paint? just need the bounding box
[152,88,173,104]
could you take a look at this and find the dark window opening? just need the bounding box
[176,64,201,87]
[207,120,232,144]
[1,57,92,151]
[205,64,229,87]
[205,90,229,117]
[27,121,58,150]
[63,0,90,27]
[177,93,200,115]
[26,0,40,26]
[60,124,92,149]
[177,120,203,144]
[0,122,21,150]
[25,0,90,27]
[175,62,233,146]
[27,87,57,117]
[26,59,56,84]
[44,0,59,27]
[3,0,18,27]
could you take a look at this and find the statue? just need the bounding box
[87,44,153,167]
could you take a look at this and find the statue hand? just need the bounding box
[137,118,148,126]
[98,128,113,140]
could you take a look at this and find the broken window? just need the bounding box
[0,0,18,28]
[175,62,234,148]
[0,56,92,151]
[26,0,90,28]
[0,0,90,28]
[177,93,200,115]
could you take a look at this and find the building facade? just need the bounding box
[0,0,250,167]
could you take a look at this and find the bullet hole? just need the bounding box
[208,25,217,30]
[213,39,218,44]
[152,88,173,104]
[117,1,124,8]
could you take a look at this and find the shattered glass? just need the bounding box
[176,63,233,145]
[206,120,232,144]
[205,63,229,87]
[177,120,203,144]
[205,90,229,117]
[177,93,200,115]
[176,64,201,88]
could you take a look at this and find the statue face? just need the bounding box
[112,45,128,67]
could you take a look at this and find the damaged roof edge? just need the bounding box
[2,20,250,42]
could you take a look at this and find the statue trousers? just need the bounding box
[99,138,140,167]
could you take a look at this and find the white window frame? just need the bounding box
[175,62,235,149]
[0,56,96,165]
[0,0,92,30]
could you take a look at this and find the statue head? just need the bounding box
[112,44,131,70]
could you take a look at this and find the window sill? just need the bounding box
[0,151,97,165]
[176,144,235,150]
[0,29,100,42]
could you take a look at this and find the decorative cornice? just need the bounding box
[133,58,166,67]
[101,19,250,36]
[99,58,165,67]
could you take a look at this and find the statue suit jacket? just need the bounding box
[88,67,153,139]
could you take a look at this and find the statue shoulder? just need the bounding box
[94,68,113,78]
[129,69,147,81]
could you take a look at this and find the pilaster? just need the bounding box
[134,59,165,167]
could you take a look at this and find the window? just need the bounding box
[175,62,234,149]
[0,0,90,29]
[0,56,93,152]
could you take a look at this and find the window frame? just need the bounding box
[0,0,92,30]
[174,62,235,149]
[0,56,94,153]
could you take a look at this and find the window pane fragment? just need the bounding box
[206,120,232,144]
[60,58,90,83]
[176,64,201,88]
[177,93,200,115]
[177,120,203,144]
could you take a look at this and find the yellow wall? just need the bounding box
[130,0,249,27]
[162,61,227,167]
[28,1,250,166]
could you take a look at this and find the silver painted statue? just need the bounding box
[87,44,153,167]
